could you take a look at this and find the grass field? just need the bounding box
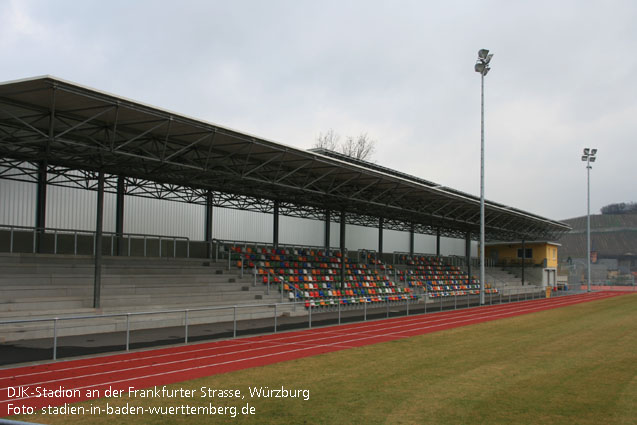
[15,294,637,425]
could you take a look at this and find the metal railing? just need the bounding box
[0,286,552,364]
[0,224,190,258]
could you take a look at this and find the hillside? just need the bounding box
[558,214,637,259]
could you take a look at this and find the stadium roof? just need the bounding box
[0,75,570,241]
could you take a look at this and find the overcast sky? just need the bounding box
[1,0,635,221]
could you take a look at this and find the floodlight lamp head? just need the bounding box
[484,53,494,64]
[478,49,489,59]
[591,148,597,155]
[583,148,590,155]
[475,63,485,73]
[590,156,596,162]
[581,156,587,161]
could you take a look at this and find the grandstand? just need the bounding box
[0,76,570,362]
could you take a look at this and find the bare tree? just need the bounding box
[314,130,376,162]
[340,133,376,161]
[314,129,340,151]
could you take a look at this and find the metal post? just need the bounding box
[233,307,237,338]
[274,304,277,333]
[521,239,526,286]
[378,217,384,256]
[364,301,367,321]
[54,230,58,254]
[53,318,58,360]
[273,200,280,249]
[185,310,189,343]
[454,292,457,310]
[309,305,312,328]
[144,236,147,257]
[338,300,341,324]
[436,228,441,258]
[74,232,78,255]
[386,299,389,318]
[324,210,331,251]
[126,313,130,351]
[205,190,214,259]
[159,237,162,258]
[116,175,125,256]
[440,294,443,312]
[35,160,47,254]
[340,210,346,290]
[586,159,591,292]
[10,228,14,253]
[475,51,493,307]
[93,172,105,309]
[406,297,410,316]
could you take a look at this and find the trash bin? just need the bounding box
[545,287,552,298]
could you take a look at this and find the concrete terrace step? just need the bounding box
[0,261,230,273]
[0,275,247,288]
[1,285,273,302]
[0,297,89,312]
[1,300,293,342]
[0,307,98,320]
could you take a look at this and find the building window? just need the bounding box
[552,248,556,260]
[517,248,532,259]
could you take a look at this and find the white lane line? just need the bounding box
[1,292,606,401]
[0,292,607,389]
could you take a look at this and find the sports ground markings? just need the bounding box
[0,292,615,392]
[0,291,624,416]
[1,292,603,388]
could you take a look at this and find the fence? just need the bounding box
[0,286,552,365]
[0,224,193,258]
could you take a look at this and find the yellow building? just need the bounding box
[485,241,560,287]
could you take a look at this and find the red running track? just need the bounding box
[0,291,626,417]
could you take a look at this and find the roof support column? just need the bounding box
[521,239,526,286]
[340,210,346,290]
[35,160,47,253]
[378,217,384,257]
[436,228,441,258]
[409,223,415,256]
[465,232,472,282]
[115,176,125,256]
[324,210,331,252]
[205,190,214,259]
[273,200,280,249]
[93,171,105,309]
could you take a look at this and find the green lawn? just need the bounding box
[16,294,637,425]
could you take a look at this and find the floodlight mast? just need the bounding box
[581,148,598,293]
[475,49,492,305]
